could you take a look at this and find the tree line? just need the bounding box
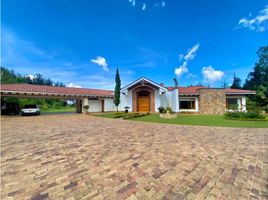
[1,67,69,110]
[229,46,268,110]
[0,67,65,86]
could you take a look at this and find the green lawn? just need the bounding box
[95,113,268,128]
[41,106,76,113]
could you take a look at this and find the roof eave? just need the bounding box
[226,92,256,95]
[0,90,114,98]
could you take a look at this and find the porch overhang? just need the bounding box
[121,77,167,95]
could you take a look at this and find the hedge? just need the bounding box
[224,111,266,121]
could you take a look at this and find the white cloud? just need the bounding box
[175,62,188,77]
[91,56,109,71]
[142,3,146,11]
[153,1,166,8]
[128,1,165,11]
[67,83,82,88]
[27,74,35,80]
[129,0,135,6]
[237,5,268,32]
[184,43,200,61]
[175,43,200,77]
[202,66,224,83]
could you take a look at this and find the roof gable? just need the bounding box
[121,77,168,92]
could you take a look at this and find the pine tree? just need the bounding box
[230,73,242,89]
[114,68,121,112]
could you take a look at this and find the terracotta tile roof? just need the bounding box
[224,88,256,94]
[0,84,114,97]
[166,86,256,95]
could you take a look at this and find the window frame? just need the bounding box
[226,97,242,110]
[179,97,196,110]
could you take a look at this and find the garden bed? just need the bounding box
[95,112,150,119]
[224,111,266,121]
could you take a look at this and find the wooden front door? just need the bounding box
[138,95,150,112]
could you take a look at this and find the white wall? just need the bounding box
[88,100,102,112]
[104,98,115,112]
[82,98,89,113]
[171,89,179,112]
[157,91,179,112]
[155,89,162,112]
[161,92,172,108]
[241,96,246,111]
[118,88,181,113]
[118,90,132,111]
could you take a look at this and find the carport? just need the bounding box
[0,84,114,113]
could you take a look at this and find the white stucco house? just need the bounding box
[116,77,255,114]
[0,77,256,114]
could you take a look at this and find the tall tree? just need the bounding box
[45,78,53,86]
[114,68,121,112]
[230,73,242,89]
[32,74,45,85]
[243,46,268,107]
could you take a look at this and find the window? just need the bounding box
[226,98,241,109]
[179,98,195,109]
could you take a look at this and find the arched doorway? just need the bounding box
[137,91,150,112]
[132,86,155,112]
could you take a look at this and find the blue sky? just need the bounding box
[1,0,268,89]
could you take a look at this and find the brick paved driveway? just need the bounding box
[1,114,268,200]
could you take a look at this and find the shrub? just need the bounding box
[123,112,150,119]
[165,106,173,113]
[246,99,262,113]
[158,106,165,113]
[225,111,265,120]
[83,105,89,112]
[158,106,174,114]
[228,104,238,111]
[262,105,268,113]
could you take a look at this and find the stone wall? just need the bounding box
[198,89,226,114]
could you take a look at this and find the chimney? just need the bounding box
[160,83,164,87]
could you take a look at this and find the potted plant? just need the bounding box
[158,106,165,113]
[159,106,177,119]
[165,106,172,114]
[83,105,89,114]
[124,106,130,113]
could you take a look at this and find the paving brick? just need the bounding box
[1,114,267,200]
